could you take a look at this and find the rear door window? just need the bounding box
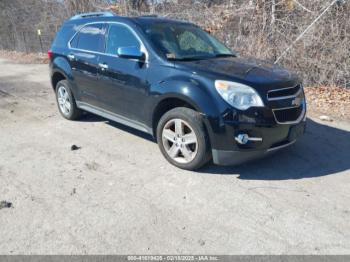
[72,23,106,52]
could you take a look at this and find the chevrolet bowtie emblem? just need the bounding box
[292,97,302,107]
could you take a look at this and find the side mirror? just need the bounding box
[117,46,145,61]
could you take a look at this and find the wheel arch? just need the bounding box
[151,94,213,144]
[149,78,221,144]
[51,56,74,90]
[51,71,67,90]
[152,96,193,137]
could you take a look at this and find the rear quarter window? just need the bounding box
[52,24,78,48]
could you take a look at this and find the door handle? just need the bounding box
[67,54,75,60]
[98,63,109,70]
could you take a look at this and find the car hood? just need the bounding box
[175,56,300,90]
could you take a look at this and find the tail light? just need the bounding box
[47,49,53,60]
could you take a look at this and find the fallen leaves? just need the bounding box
[0,50,48,64]
[304,86,350,121]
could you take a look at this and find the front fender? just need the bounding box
[148,76,226,147]
[153,76,220,117]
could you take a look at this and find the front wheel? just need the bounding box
[156,107,211,170]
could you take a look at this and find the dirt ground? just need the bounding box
[0,58,350,254]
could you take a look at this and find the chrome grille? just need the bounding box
[268,84,306,124]
[267,85,302,101]
[273,106,304,123]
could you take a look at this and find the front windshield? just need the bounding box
[140,22,235,60]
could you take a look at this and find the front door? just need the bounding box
[97,23,150,123]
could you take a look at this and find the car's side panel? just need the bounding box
[76,101,152,134]
[97,54,150,121]
[69,51,102,107]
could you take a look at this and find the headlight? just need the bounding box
[215,80,264,110]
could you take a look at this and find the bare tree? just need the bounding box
[0,0,349,87]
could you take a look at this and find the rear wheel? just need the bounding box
[55,80,82,120]
[156,107,211,170]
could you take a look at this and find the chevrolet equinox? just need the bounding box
[49,12,306,170]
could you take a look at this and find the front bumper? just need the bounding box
[211,120,306,166]
[207,83,307,166]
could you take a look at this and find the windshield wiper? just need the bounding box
[167,56,210,61]
[167,54,236,61]
[213,53,237,58]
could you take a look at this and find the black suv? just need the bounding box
[49,12,306,170]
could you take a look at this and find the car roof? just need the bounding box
[65,13,194,27]
[131,16,193,26]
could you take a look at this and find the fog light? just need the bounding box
[235,134,263,145]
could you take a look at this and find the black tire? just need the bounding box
[55,80,82,120]
[156,107,211,170]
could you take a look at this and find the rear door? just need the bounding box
[68,23,106,107]
[97,23,149,122]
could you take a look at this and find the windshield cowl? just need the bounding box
[167,53,237,62]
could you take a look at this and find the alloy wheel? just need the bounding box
[162,118,198,164]
[57,85,71,116]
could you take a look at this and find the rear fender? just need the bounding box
[51,56,80,99]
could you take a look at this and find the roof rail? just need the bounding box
[138,15,158,18]
[70,12,116,20]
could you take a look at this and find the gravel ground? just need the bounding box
[0,58,350,254]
